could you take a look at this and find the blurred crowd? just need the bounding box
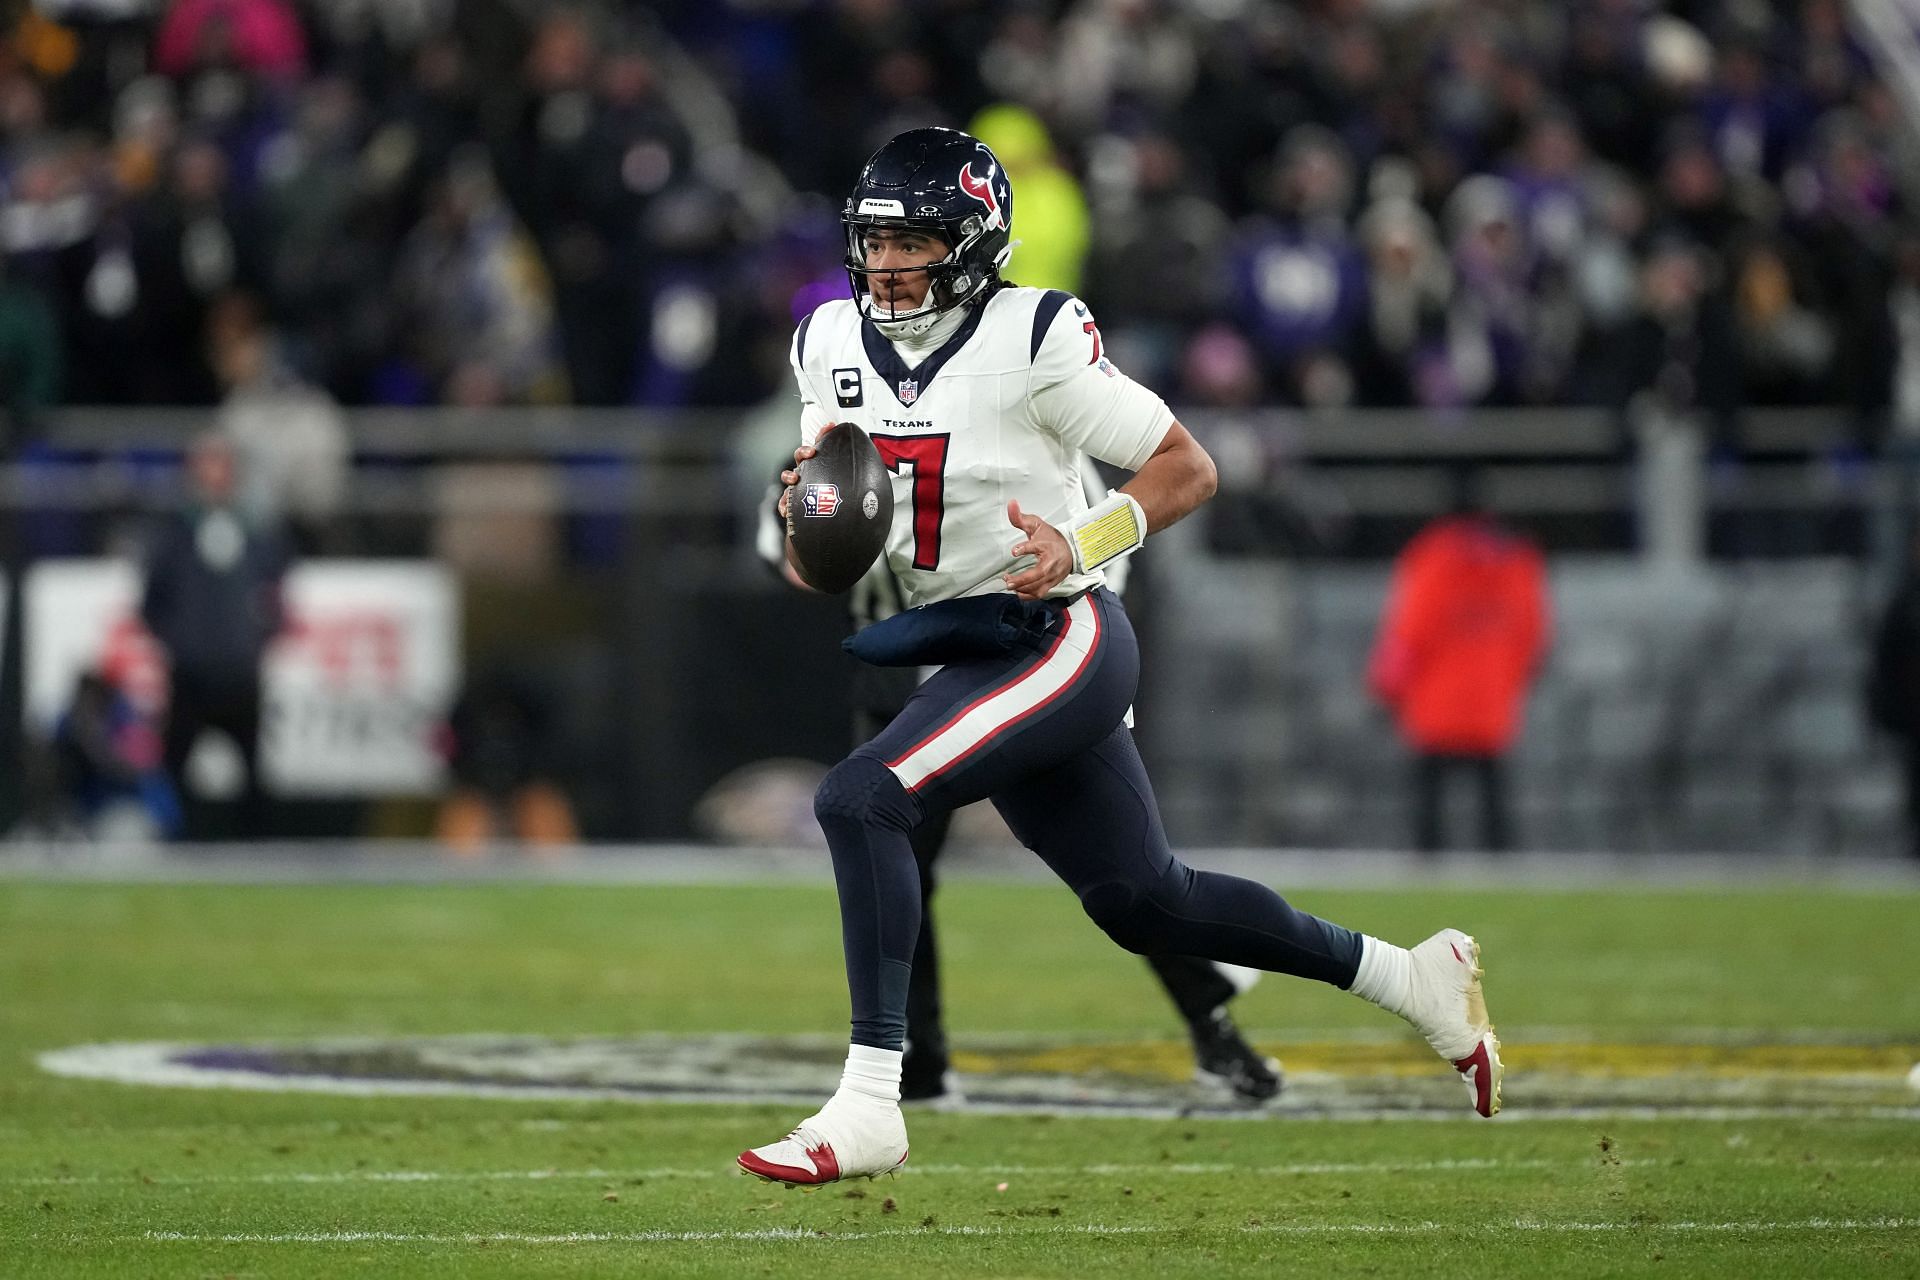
[0,0,1916,448]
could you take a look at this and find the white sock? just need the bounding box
[1348,935,1414,1018]
[838,1044,903,1105]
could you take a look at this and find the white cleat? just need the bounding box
[736,1091,909,1186]
[1404,928,1503,1117]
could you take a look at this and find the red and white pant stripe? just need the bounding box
[883,594,1103,794]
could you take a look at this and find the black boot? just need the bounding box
[900,1043,954,1103]
[1190,1008,1282,1103]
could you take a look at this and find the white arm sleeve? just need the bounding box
[798,398,835,446]
[1029,296,1174,472]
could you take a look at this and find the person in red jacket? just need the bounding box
[1368,475,1550,852]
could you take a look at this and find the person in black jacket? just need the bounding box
[1869,533,1920,861]
[141,432,291,840]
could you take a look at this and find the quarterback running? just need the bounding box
[739,127,1501,1187]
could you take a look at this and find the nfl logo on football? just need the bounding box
[898,379,918,405]
[802,483,840,517]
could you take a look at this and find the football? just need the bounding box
[786,422,893,593]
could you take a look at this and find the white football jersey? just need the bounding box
[790,286,1175,609]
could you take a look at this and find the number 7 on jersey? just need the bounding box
[870,433,950,570]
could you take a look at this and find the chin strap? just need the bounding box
[1066,490,1148,575]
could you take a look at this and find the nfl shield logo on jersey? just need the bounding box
[898,379,919,405]
[802,483,840,517]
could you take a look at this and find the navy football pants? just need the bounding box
[815,588,1364,1052]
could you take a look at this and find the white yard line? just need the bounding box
[9,1158,1579,1186]
[18,1153,1918,1187]
[139,1218,1920,1246]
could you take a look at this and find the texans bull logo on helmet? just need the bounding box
[958,161,1007,231]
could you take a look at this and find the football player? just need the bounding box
[740,128,1501,1187]
[756,473,1285,1107]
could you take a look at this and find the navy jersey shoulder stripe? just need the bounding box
[795,308,816,365]
[1029,289,1073,363]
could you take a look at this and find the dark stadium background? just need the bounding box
[0,0,1914,857]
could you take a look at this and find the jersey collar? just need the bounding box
[860,298,989,408]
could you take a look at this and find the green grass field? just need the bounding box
[2,875,1917,1277]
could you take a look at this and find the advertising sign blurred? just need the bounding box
[25,560,460,795]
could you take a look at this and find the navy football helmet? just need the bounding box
[843,127,1013,336]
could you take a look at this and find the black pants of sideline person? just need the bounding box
[1414,752,1513,853]
[1904,742,1920,861]
[163,673,269,842]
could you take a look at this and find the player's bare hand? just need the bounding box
[1004,500,1072,600]
[777,439,824,520]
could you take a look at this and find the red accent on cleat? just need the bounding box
[1449,942,1464,963]
[1454,1040,1496,1117]
[737,1140,841,1185]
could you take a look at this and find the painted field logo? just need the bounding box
[801,484,840,518]
[34,1035,1920,1117]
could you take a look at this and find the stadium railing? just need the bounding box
[0,404,1909,854]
